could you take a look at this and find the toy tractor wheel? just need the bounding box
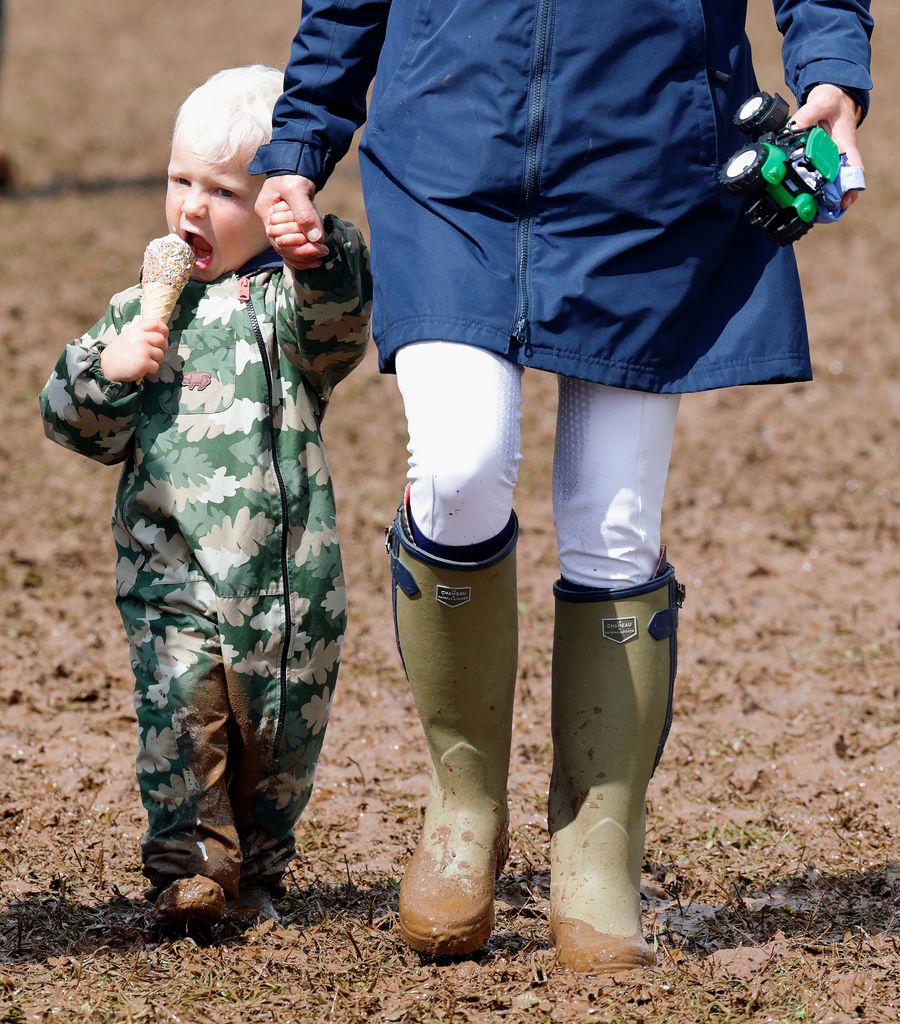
[719,144,768,195]
[734,91,790,135]
[771,213,813,247]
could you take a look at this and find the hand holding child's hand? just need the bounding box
[100,318,169,383]
[256,175,330,270]
[266,199,330,270]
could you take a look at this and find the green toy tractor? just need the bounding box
[719,91,841,246]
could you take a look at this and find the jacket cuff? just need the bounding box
[794,58,873,124]
[248,140,335,191]
[85,348,142,403]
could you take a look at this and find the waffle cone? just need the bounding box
[141,281,182,323]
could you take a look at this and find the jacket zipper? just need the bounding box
[513,0,554,355]
[239,275,293,754]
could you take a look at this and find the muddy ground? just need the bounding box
[0,2,897,1021]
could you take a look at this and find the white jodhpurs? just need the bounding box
[395,341,680,588]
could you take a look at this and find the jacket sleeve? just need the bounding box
[249,0,390,189]
[38,288,144,465]
[772,1,874,121]
[276,215,372,410]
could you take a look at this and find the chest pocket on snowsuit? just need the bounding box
[146,328,237,416]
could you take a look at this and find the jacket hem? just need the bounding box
[376,317,515,373]
[375,317,812,394]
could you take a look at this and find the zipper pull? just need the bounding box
[512,318,533,359]
[237,276,251,302]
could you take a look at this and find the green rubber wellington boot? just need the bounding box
[548,563,684,973]
[387,498,518,955]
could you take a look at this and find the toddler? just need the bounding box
[39,65,371,928]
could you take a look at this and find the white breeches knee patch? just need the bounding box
[396,341,523,546]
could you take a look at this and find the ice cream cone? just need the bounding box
[137,234,195,381]
[141,281,183,323]
[140,233,195,325]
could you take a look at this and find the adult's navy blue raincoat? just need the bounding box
[251,1,873,393]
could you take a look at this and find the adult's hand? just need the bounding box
[791,85,864,210]
[256,174,330,269]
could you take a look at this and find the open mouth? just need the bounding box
[182,230,213,271]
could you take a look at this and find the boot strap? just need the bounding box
[392,554,420,597]
[647,607,678,640]
[386,523,421,597]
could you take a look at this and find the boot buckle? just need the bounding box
[676,581,686,608]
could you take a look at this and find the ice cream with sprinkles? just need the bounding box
[140,233,195,323]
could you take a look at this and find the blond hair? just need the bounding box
[173,64,283,167]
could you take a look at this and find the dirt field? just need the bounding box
[1,3,897,1021]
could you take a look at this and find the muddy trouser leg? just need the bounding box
[216,588,345,896]
[122,596,242,898]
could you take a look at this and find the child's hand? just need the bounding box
[100,318,169,383]
[266,198,330,271]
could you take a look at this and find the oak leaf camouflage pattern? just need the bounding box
[39,217,371,895]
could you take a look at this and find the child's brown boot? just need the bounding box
[153,875,227,929]
[228,885,281,926]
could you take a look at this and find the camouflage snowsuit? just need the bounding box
[39,217,371,897]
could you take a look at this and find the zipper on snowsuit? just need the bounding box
[512,0,555,358]
[239,275,293,754]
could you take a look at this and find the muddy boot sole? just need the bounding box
[398,825,508,956]
[550,916,656,973]
[399,900,494,956]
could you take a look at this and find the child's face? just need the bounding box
[165,142,269,283]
